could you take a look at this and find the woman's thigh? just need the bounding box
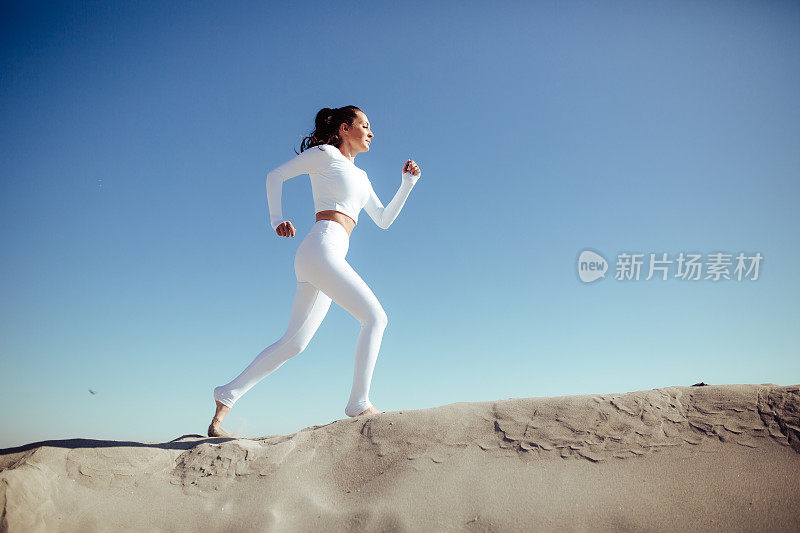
[283,280,333,349]
[307,256,386,325]
[295,228,385,323]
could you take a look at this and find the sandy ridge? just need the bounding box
[1,383,798,532]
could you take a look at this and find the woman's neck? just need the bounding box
[336,142,358,162]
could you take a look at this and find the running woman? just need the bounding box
[209,106,421,437]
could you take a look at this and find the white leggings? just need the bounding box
[214,220,388,417]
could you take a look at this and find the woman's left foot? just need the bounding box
[208,422,233,438]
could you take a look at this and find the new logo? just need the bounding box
[578,250,608,283]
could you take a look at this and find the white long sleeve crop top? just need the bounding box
[266,143,419,232]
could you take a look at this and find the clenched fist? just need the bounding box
[402,159,421,186]
[276,220,296,238]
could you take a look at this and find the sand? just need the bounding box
[2,383,799,532]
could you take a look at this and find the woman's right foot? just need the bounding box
[349,405,381,417]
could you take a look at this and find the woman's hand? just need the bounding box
[402,159,421,186]
[276,220,296,238]
[403,159,421,176]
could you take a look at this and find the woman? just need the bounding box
[209,105,421,437]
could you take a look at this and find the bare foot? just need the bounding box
[209,395,233,437]
[349,405,382,417]
[208,419,233,438]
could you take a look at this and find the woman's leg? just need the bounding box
[303,255,389,417]
[213,280,333,408]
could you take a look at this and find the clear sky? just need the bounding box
[1,1,798,448]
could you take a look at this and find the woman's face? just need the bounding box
[341,111,373,153]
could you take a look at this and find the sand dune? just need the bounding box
[2,383,799,532]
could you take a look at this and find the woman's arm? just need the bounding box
[364,170,420,230]
[266,146,328,231]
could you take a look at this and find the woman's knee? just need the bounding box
[279,335,312,359]
[363,305,388,330]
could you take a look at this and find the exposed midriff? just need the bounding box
[315,210,355,237]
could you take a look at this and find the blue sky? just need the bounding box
[1,1,798,448]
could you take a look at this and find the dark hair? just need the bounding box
[296,105,363,154]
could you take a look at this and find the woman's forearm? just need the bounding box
[374,181,414,229]
[266,168,288,231]
[365,171,419,229]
